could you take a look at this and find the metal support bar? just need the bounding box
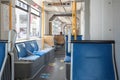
[8,30,17,80]
[9,52,14,80]
[42,1,45,49]
[72,1,77,40]
[9,2,12,30]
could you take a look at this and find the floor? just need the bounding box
[33,47,66,80]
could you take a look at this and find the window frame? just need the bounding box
[15,0,41,40]
[30,7,41,38]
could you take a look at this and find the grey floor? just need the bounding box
[33,47,66,80]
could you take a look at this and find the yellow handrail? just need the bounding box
[72,1,77,40]
[42,1,45,49]
[9,2,12,30]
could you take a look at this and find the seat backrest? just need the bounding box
[65,35,82,57]
[24,41,34,53]
[72,42,117,80]
[16,43,28,58]
[0,42,7,79]
[31,40,39,51]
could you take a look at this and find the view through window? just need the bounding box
[30,14,40,37]
[52,21,62,35]
[15,0,41,40]
[15,8,28,39]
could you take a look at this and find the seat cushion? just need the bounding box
[33,51,47,56]
[19,55,40,61]
[64,56,71,62]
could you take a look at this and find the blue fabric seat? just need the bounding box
[16,43,28,58]
[65,35,82,63]
[0,42,7,79]
[33,51,47,56]
[24,41,34,54]
[33,48,53,56]
[16,41,53,58]
[71,41,117,80]
[64,56,71,62]
[15,40,55,79]
[31,40,39,51]
[0,43,6,70]
[19,55,40,61]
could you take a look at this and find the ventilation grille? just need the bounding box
[44,1,71,7]
[1,0,10,4]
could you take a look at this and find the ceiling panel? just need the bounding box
[32,0,81,24]
[58,16,71,24]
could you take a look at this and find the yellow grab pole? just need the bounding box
[42,1,45,49]
[9,2,12,30]
[72,1,77,40]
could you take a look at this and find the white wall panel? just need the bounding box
[102,0,113,40]
[113,0,120,42]
[84,0,90,40]
[90,0,103,40]
[90,0,114,40]
[90,0,120,77]
[0,4,9,40]
[0,3,16,40]
[113,0,120,78]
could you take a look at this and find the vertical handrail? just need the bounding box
[9,1,14,80]
[68,28,71,53]
[9,2,12,30]
[42,1,45,49]
[8,30,17,80]
[72,0,77,40]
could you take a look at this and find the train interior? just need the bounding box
[0,0,120,80]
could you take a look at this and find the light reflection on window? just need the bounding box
[15,8,28,39]
[30,14,40,37]
[52,21,62,35]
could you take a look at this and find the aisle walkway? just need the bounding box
[33,49,65,80]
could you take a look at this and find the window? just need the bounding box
[31,8,40,16]
[16,0,28,10]
[30,14,40,37]
[52,21,62,35]
[15,8,28,39]
[15,0,41,40]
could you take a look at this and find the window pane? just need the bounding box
[30,14,40,37]
[31,8,40,16]
[52,21,62,35]
[15,8,28,39]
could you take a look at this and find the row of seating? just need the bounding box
[64,35,82,62]
[14,40,55,79]
[0,41,8,80]
[64,35,82,80]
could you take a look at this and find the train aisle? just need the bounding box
[33,47,65,80]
